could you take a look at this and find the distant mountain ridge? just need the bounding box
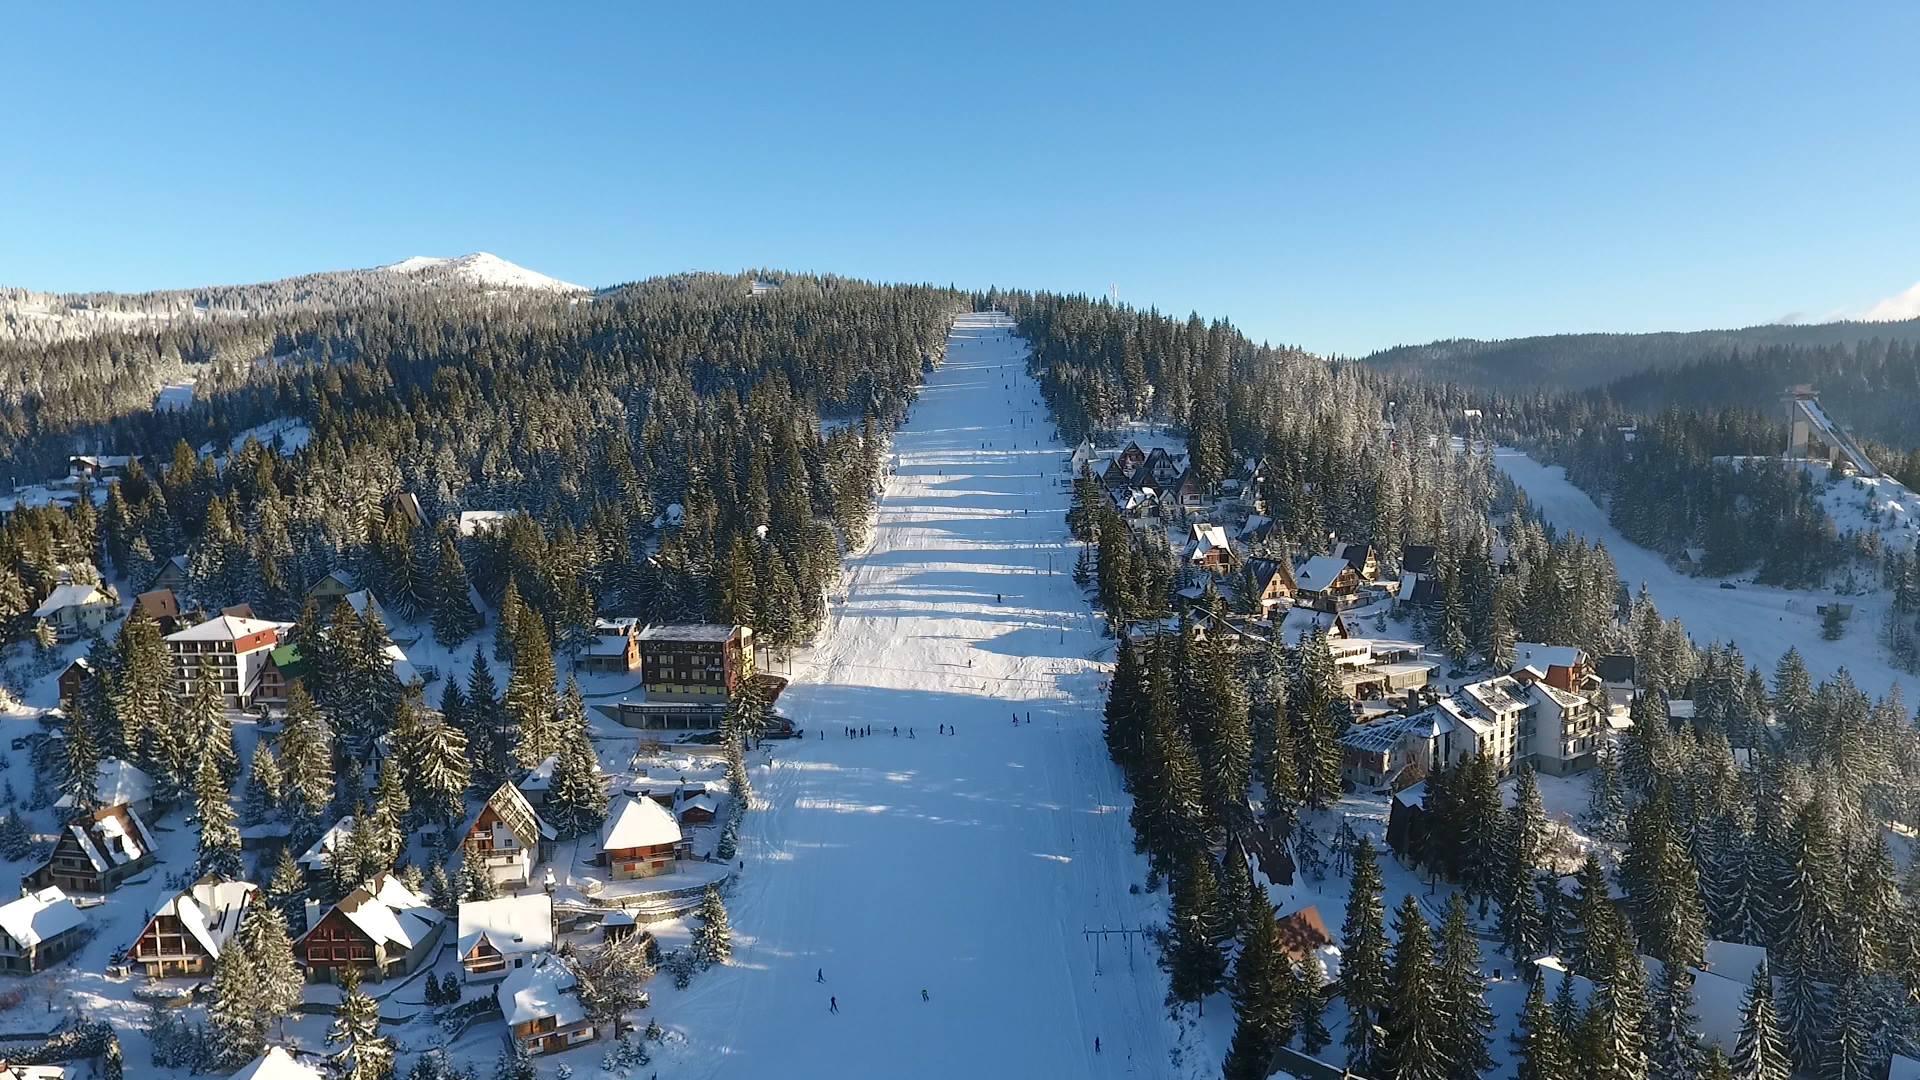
[1361,315,1920,392]
[0,252,585,345]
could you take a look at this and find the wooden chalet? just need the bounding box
[1292,555,1362,612]
[580,616,641,674]
[1240,558,1296,611]
[305,569,359,613]
[1185,524,1233,574]
[499,956,600,1056]
[56,657,94,708]
[457,894,553,982]
[297,872,445,983]
[1172,468,1208,511]
[133,587,183,633]
[1333,541,1379,580]
[1114,441,1147,473]
[463,782,555,886]
[130,873,257,978]
[599,796,687,880]
[386,490,426,529]
[146,554,189,593]
[24,803,157,895]
[1511,643,1595,694]
[1272,905,1334,967]
[0,888,89,975]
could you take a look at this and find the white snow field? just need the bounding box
[659,313,1195,1078]
[1495,447,1915,703]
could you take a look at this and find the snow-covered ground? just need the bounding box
[383,253,585,293]
[658,313,1194,1078]
[1495,447,1916,702]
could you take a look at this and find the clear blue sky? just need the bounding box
[5,2,1918,356]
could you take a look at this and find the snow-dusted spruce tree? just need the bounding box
[393,697,469,830]
[1221,891,1293,1080]
[207,939,265,1066]
[241,742,283,825]
[504,606,557,770]
[276,684,335,831]
[1729,960,1789,1080]
[545,680,607,838]
[1381,894,1446,1080]
[239,903,304,1038]
[193,757,242,878]
[432,538,482,647]
[326,970,393,1080]
[1437,894,1493,1080]
[1514,976,1568,1080]
[59,706,100,809]
[691,884,732,968]
[1163,849,1227,1010]
[1646,961,1702,1080]
[1339,836,1389,1074]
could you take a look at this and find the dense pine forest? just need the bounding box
[1020,294,1920,1080]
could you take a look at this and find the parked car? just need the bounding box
[1719,582,1737,590]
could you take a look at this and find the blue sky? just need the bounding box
[4,2,1918,355]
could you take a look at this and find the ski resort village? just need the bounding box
[0,289,1915,1080]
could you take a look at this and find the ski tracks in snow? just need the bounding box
[660,314,1193,1078]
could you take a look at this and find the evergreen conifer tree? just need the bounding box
[1729,960,1789,1080]
[691,884,732,968]
[1382,894,1447,1080]
[1341,836,1390,1073]
[1438,893,1493,1080]
[326,970,393,1080]
[194,757,242,878]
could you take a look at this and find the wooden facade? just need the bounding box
[637,624,753,704]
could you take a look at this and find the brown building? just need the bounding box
[598,796,687,880]
[25,803,158,895]
[296,873,445,983]
[134,588,183,634]
[462,782,554,887]
[56,657,95,708]
[580,617,641,674]
[129,874,257,978]
[637,624,753,704]
[499,957,599,1056]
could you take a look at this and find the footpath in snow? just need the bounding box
[1494,447,1915,703]
[664,313,1186,1077]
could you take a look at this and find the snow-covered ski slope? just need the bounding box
[1495,447,1914,703]
[670,313,1188,1077]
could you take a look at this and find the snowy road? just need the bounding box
[665,314,1187,1078]
[1495,447,1914,702]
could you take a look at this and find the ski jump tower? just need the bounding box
[1784,385,1879,477]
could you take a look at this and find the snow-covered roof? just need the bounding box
[64,803,157,872]
[0,887,87,947]
[520,754,559,793]
[297,817,354,870]
[1460,674,1531,717]
[53,758,152,811]
[679,794,720,817]
[458,894,554,959]
[383,643,422,687]
[228,1047,326,1080]
[1699,939,1767,986]
[33,583,112,618]
[586,633,631,657]
[497,956,586,1028]
[165,613,282,643]
[1294,555,1353,593]
[342,590,386,622]
[1278,606,1347,648]
[457,510,513,536]
[600,795,682,850]
[637,624,736,643]
[144,874,257,960]
[306,873,443,951]
[1513,642,1582,671]
[1891,1055,1920,1080]
[468,781,555,846]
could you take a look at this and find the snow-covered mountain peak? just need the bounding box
[380,252,585,293]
